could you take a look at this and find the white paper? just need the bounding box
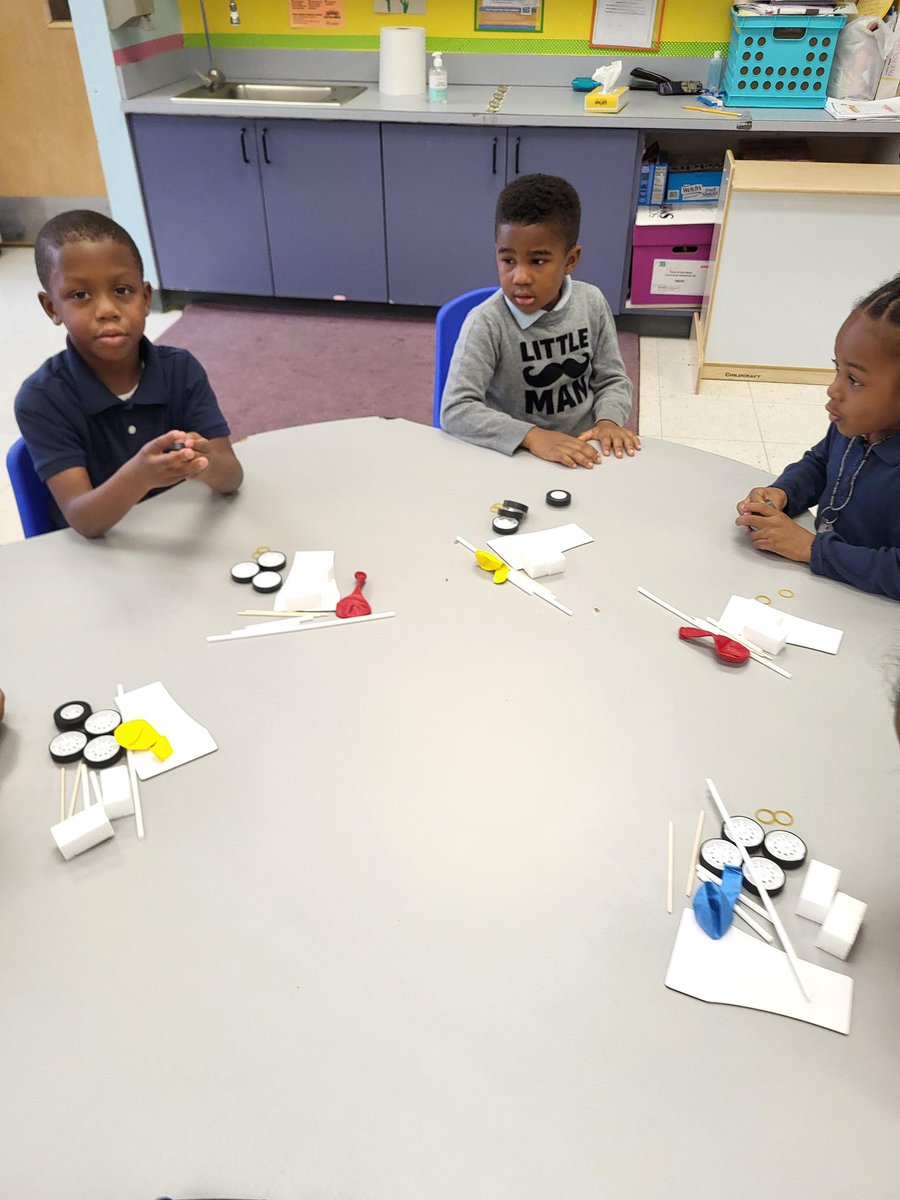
[718,595,843,654]
[665,909,853,1035]
[591,0,661,49]
[114,682,218,781]
[487,523,593,570]
[275,551,341,613]
[826,95,900,120]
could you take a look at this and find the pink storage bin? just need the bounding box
[630,221,713,307]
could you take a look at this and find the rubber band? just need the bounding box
[755,594,772,605]
[778,588,795,599]
[754,807,794,827]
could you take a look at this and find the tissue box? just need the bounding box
[584,86,629,113]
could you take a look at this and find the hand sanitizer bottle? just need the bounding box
[706,50,724,96]
[429,52,448,104]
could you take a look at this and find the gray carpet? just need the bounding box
[156,300,640,442]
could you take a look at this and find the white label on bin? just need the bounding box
[650,259,708,296]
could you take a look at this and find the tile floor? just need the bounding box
[0,245,831,544]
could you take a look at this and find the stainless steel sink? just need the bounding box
[173,82,366,107]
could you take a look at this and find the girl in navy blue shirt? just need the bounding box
[735,274,900,600]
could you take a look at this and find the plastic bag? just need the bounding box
[827,18,896,101]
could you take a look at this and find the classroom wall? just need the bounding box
[178,0,731,57]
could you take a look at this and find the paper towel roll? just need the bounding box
[379,26,426,97]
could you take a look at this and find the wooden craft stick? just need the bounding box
[117,684,145,840]
[59,767,66,824]
[685,810,704,896]
[67,761,83,819]
[667,820,674,913]
[706,778,810,1001]
[238,609,333,618]
[82,764,92,810]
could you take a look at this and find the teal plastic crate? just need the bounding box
[723,7,845,108]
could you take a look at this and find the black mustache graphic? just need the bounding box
[522,355,590,388]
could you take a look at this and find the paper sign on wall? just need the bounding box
[289,0,343,27]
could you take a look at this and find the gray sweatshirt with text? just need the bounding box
[440,282,632,455]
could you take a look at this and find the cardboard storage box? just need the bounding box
[631,209,714,306]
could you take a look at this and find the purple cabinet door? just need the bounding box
[260,121,387,302]
[129,114,273,295]
[382,125,504,306]
[505,127,641,314]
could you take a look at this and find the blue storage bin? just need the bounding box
[723,6,845,108]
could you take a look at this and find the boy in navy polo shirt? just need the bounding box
[14,210,243,537]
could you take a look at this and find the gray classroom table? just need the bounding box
[1,418,898,1200]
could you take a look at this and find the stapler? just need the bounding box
[629,68,702,96]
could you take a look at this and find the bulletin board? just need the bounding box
[178,0,731,55]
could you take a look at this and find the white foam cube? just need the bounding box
[51,804,115,861]
[520,551,566,580]
[796,859,841,923]
[99,763,134,819]
[743,609,788,656]
[816,892,867,960]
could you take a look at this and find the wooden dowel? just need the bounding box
[67,762,83,819]
[685,810,704,897]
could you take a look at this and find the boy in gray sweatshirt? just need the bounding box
[440,173,639,469]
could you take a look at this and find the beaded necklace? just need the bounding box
[816,435,878,533]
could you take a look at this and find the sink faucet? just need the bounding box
[195,0,240,90]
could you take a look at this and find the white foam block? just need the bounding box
[51,804,115,860]
[520,551,566,580]
[743,610,788,656]
[796,859,841,924]
[99,763,135,820]
[816,892,867,961]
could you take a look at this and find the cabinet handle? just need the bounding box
[240,127,250,164]
[514,137,521,175]
[492,137,497,175]
[262,127,271,164]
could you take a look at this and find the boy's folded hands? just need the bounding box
[735,487,813,562]
[522,420,641,469]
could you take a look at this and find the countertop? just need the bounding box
[123,79,900,135]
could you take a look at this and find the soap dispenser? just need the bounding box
[429,52,448,104]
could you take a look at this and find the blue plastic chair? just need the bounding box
[6,438,54,538]
[433,286,497,427]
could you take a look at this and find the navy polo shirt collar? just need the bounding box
[871,431,900,465]
[64,336,164,414]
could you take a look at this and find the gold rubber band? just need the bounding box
[778,589,795,599]
[754,807,794,826]
[755,594,772,605]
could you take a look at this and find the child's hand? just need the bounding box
[133,430,209,489]
[521,427,602,469]
[735,502,814,563]
[578,420,641,458]
[736,486,787,516]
